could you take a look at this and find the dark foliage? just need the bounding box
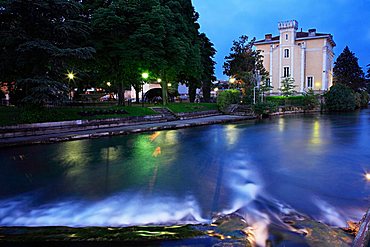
[0,0,95,106]
[333,46,366,92]
[324,83,356,111]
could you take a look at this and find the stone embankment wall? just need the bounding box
[175,110,220,120]
[0,115,166,138]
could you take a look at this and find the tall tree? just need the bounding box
[333,46,366,92]
[90,0,141,105]
[366,64,370,93]
[0,0,95,106]
[223,35,268,88]
[157,0,203,104]
[199,33,216,103]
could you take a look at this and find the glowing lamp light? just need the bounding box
[229,77,236,84]
[142,72,149,79]
[214,88,219,92]
[167,83,172,87]
[157,78,162,83]
[106,82,111,87]
[66,70,76,81]
[365,173,370,181]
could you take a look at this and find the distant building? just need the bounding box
[254,20,336,93]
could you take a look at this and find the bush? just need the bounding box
[217,89,241,111]
[360,91,369,107]
[355,92,362,109]
[253,101,278,116]
[324,83,356,111]
[302,89,320,110]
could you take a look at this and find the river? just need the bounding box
[1,110,370,245]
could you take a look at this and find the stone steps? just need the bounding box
[150,107,178,121]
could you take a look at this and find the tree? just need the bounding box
[199,33,216,103]
[0,0,95,106]
[160,0,203,104]
[223,35,268,88]
[333,46,366,92]
[258,79,273,102]
[324,83,356,111]
[279,77,296,97]
[366,64,370,93]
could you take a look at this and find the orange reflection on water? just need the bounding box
[149,132,160,142]
[152,147,161,157]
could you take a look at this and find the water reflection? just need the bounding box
[224,125,239,147]
[278,117,285,132]
[310,119,321,146]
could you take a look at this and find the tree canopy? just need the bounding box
[0,0,95,106]
[333,46,366,92]
[223,35,267,87]
[0,0,216,106]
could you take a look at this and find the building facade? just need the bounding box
[254,20,336,93]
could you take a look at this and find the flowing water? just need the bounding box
[1,110,370,245]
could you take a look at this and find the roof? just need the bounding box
[255,31,336,46]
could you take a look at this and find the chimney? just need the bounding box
[265,34,272,40]
[308,28,316,37]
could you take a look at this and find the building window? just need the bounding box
[307,76,313,88]
[283,67,290,78]
[285,34,288,40]
[266,78,271,87]
[284,49,290,58]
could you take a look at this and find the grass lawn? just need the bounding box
[0,105,156,126]
[0,102,218,126]
[166,103,218,113]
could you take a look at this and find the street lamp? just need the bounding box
[141,72,149,107]
[66,70,76,81]
[157,78,162,83]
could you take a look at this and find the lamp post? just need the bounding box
[142,72,149,107]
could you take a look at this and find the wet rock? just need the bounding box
[285,217,353,247]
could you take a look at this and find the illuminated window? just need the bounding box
[284,49,290,58]
[307,76,313,88]
[283,67,290,77]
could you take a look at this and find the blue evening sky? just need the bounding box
[192,0,370,80]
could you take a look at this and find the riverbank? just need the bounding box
[0,114,254,147]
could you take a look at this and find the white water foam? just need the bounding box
[221,160,270,247]
[313,197,365,227]
[0,193,207,227]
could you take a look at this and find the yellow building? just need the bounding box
[254,20,336,93]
